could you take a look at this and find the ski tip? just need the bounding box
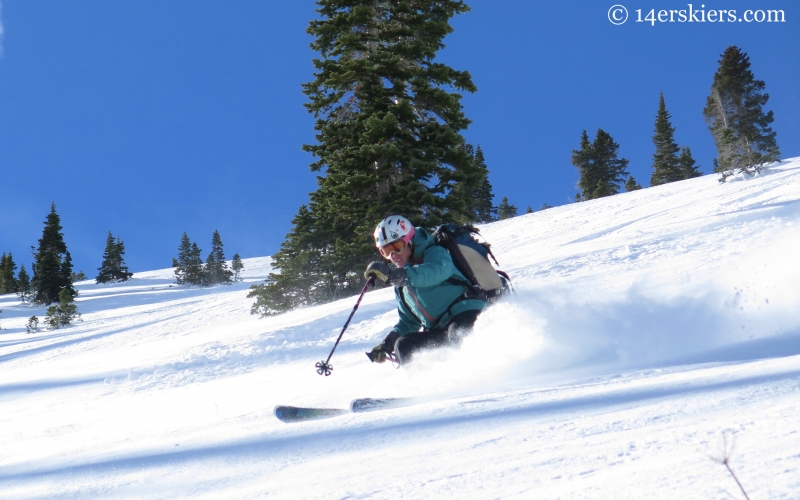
[274,405,299,422]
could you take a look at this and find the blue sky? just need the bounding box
[1,0,798,275]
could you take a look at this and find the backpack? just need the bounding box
[432,224,512,301]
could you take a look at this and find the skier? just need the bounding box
[364,215,488,365]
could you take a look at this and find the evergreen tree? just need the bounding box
[650,93,682,186]
[231,253,244,282]
[572,130,596,201]
[17,264,32,302]
[526,206,533,214]
[250,0,479,315]
[471,146,497,223]
[174,233,205,286]
[174,233,192,285]
[32,203,76,305]
[592,129,629,197]
[72,270,88,282]
[625,175,643,192]
[96,232,133,284]
[61,250,75,294]
[497,196,518,220]
[677,146,702,179]
[571,129,629,200]
[186,242,205,286]
[703,46,780,181]
[249,206,325,314]
[593,179,615,199]
[452,143,496,223]
[0,253,18,294]
[44,288,81,329]
[205,230,233,285]
[204,252,216,287]
[26,315,40,333]
[540,203,553,211]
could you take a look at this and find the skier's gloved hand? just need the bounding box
[364,262,407,287]
[367,344,388,363]
[366,331,400,363]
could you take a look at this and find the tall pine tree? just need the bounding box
[174,233,192,285]
[703,46,780,181]
[471,145,497,223]
[32,203,76,305]
[205,230,233,285]
[572,129,629,200]
[250,0,480,315]
[452,143,495,223]
[174,233,205,286]
[0,253,18,294]
[650,93,682,186]
[96,232,133,284]
[572,130,596,201]
[186,243,204,285]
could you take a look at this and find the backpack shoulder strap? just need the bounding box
[433,225,481,288]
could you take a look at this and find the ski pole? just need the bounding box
[315,275,375,376]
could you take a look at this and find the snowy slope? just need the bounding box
[1,160,800,499]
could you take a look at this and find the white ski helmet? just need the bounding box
[374,215,415,248]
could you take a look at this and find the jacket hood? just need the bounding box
[410,226,434,261]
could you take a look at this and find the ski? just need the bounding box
[274,397,417,423]
[350,397,415,412]
[273,405,348,423]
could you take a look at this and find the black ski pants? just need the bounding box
[393,309,482,365]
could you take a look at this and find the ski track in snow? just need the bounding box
[1,160,800,498]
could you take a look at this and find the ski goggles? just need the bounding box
[379,239,407,258]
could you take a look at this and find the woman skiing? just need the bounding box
[364,215,488,365]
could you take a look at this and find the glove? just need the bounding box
[366,331,401,363]
[367,344,388,363]
[364,261,407,287]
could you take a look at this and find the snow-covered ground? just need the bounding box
[2,160,800,499]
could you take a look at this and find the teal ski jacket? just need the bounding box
[391,226,487,336]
